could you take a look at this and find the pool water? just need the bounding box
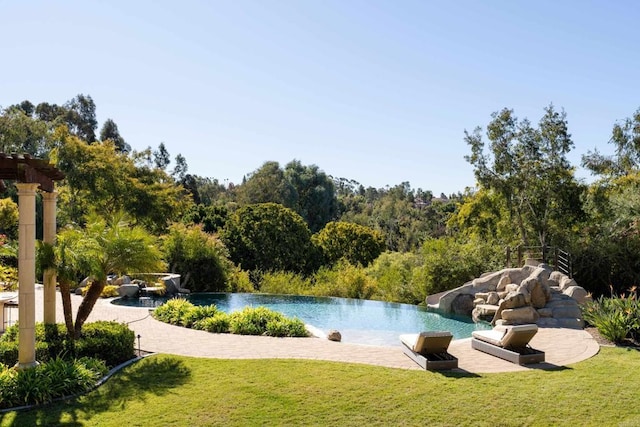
[112,293,491,347]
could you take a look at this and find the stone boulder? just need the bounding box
[500,306,540,324]
[117,284,140,298]
[486,291,500,305]
[451,293,475,315]
[563,286,592,305]
[327,330,342,342]
[472,304,499,323]
[496,274,511,292]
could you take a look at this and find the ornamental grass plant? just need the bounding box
[582,289,640,343]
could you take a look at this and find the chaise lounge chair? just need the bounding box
[399,331,458,370]
[471,324,545,365]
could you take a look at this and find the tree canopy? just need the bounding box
[464,105,582,247]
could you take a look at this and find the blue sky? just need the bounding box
[1,1,639,195]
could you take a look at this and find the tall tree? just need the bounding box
[100,118,129,152]
[236,161,297,208]
[64,94,98,142]
[153,142,171,170]
[54,129,193,232]
[582,107,640,178]
[464,105,580,247]
[284,160,338,232]
[172,153,188,181]
[0,106,53,157]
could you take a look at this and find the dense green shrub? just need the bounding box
[0,357,106,409]
[226,266,255,293]
[311,262,375,300]
[153,299,307,338]
[366,251,425,304]
[229,307,278,335]
[259,271,312,295]
[313,221,386,267]
[1,324,72,365]
[582,293,640,343]
[195,313,231,333]
[152,298,196,325]
[265,318,308,337]
[163,223,233,292]
[181,305,220,328]
[416,237,503,296]
[73,321,135,368]
[0,321,133,368]
[220,203,317,274]
[228,307,308,337]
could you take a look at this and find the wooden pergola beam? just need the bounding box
[0,153,64,193]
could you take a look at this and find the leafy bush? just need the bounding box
[416,237,503,296]
[226,266,255,293]
[229,307,308,337]
[2,322,133,368]
[152,298,196,325]
[259,271,312,295]
[265,318,309,337]
[313,221,386,267]
[181,305,220,328]
[1,324,72,365]
[0,357,106,409]
[220,203,316,274]
[229,307,275,335]
[154,300,308,337]
[366,251,425,304]
[163,223,234,292]
[81,284,120,298]
[311,261,375,300]
[0,264,18,291]
[195,313,231,333]
[74,321,135,368]
[582,293,640,343]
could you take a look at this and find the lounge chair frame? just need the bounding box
[471,324,545,365]
[471,338,545,365]
[400,332,458,371]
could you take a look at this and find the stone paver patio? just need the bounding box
[16,287,600,373]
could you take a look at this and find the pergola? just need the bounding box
[0,153,64,369]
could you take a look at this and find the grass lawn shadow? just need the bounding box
[1,354,191,427]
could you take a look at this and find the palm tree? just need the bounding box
[53,212,164,339]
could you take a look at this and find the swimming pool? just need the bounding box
[112,293,491,346]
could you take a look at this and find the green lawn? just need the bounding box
[1,347,639,426]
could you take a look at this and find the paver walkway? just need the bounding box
[9,287,600,373]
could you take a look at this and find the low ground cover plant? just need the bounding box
[152,299,308,337]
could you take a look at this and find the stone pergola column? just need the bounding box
[43,191,57,324]
[16,183,40,369]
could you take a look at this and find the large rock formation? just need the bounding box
[430,264,591,329]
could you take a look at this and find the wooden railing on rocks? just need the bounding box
[505,245,572,278]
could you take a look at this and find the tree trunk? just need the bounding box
[73,280,106,339]
[58,281,76,340]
